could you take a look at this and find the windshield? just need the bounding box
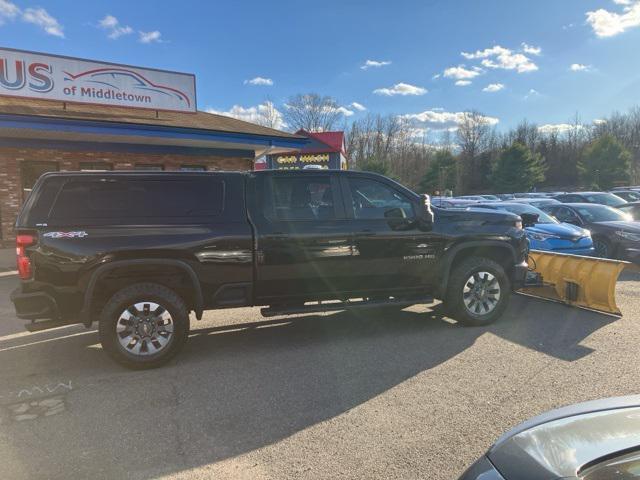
[616,191,640,201]
[575,204,631,222]
[478,203,558,224]
[583,192,627,207]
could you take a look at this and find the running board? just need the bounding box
[24,319,76,332]
[260,297,433,318]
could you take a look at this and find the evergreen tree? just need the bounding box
[419,150,457,194]
[579,134,631,189]
[357,159,392,177]
[491,142,546,192]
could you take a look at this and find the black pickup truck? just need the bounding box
[11,170,528,368]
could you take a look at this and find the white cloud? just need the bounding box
[401,109,499,132]
[22,7,63,37]
[443,65,482,80]
[98,14,133,39]
[373,82,427,96]
[570,63,591,72]
[139,30,162,43]
[350,102,366,111]
[336,106,354,117]
[593,118,607,125]
[462,45,538,73]
[455,80,471,86]
[361,59,391,70]
[586,1,640,37]
[483,83,505,92]
[538,123,584,135]
[0,0,19,24]
[521,43,542,56]
[244,76,273,86]
[207,101,285,130]
[524,88,541,99]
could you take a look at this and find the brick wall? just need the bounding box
[0,146,253,246]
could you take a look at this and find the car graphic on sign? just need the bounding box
[62,67,192,107]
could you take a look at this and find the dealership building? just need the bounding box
[0,48,306,245]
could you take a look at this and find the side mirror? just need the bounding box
[520,213,539,227]
[419,194,434,229]
[384,207,412,230]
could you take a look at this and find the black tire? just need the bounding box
[98,283,190,369]
[445,256,511,326]
[593,236,613,259]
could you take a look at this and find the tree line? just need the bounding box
[275,92,639,194]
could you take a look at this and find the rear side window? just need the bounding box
[49,178,224,225]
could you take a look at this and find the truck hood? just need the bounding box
[447,207,520,224]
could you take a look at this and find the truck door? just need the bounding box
[341,175,437,296]
[251,172,353,302]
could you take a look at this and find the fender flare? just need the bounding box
[80,259,204,327]
[437,240,517,298]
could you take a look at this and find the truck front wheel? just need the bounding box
[445,257,511,326]
[98,283,190,369]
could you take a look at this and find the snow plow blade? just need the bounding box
[520,250,631,316]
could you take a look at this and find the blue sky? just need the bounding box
[1,0,640,135]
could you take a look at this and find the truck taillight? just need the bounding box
[16,234,36,280]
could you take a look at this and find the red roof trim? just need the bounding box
[295,129,346,155]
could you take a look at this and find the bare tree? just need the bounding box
[345,113,434,188]
[456,111,492,191]
[256,99,283,130]
[283,93,342,132]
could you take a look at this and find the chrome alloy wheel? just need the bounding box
[116,302,174,356]
[462,271,501,316]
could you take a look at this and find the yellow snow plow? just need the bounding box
[520,250,635,316]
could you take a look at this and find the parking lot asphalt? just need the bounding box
[1,273,639,480]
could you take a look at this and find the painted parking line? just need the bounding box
[0,271,17,278]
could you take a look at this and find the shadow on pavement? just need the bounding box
[0,294,617,479]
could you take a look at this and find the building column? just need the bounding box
[0,156,21,246]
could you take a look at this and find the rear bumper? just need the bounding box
[10,287,60,320]
[511,260,528,289]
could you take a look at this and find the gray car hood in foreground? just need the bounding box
[487,395,640,480]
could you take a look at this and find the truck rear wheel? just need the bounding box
[98,283,190,369]
[445,256,510,326]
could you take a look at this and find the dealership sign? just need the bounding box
[0,47,196,112]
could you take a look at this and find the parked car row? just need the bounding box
[433,188,640,262]
[474,202,595,256]
[540,203,638,260]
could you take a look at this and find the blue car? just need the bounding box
[473,202,595,255]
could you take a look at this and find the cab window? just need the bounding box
[268,176,336,221]
[348,178,414,220]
